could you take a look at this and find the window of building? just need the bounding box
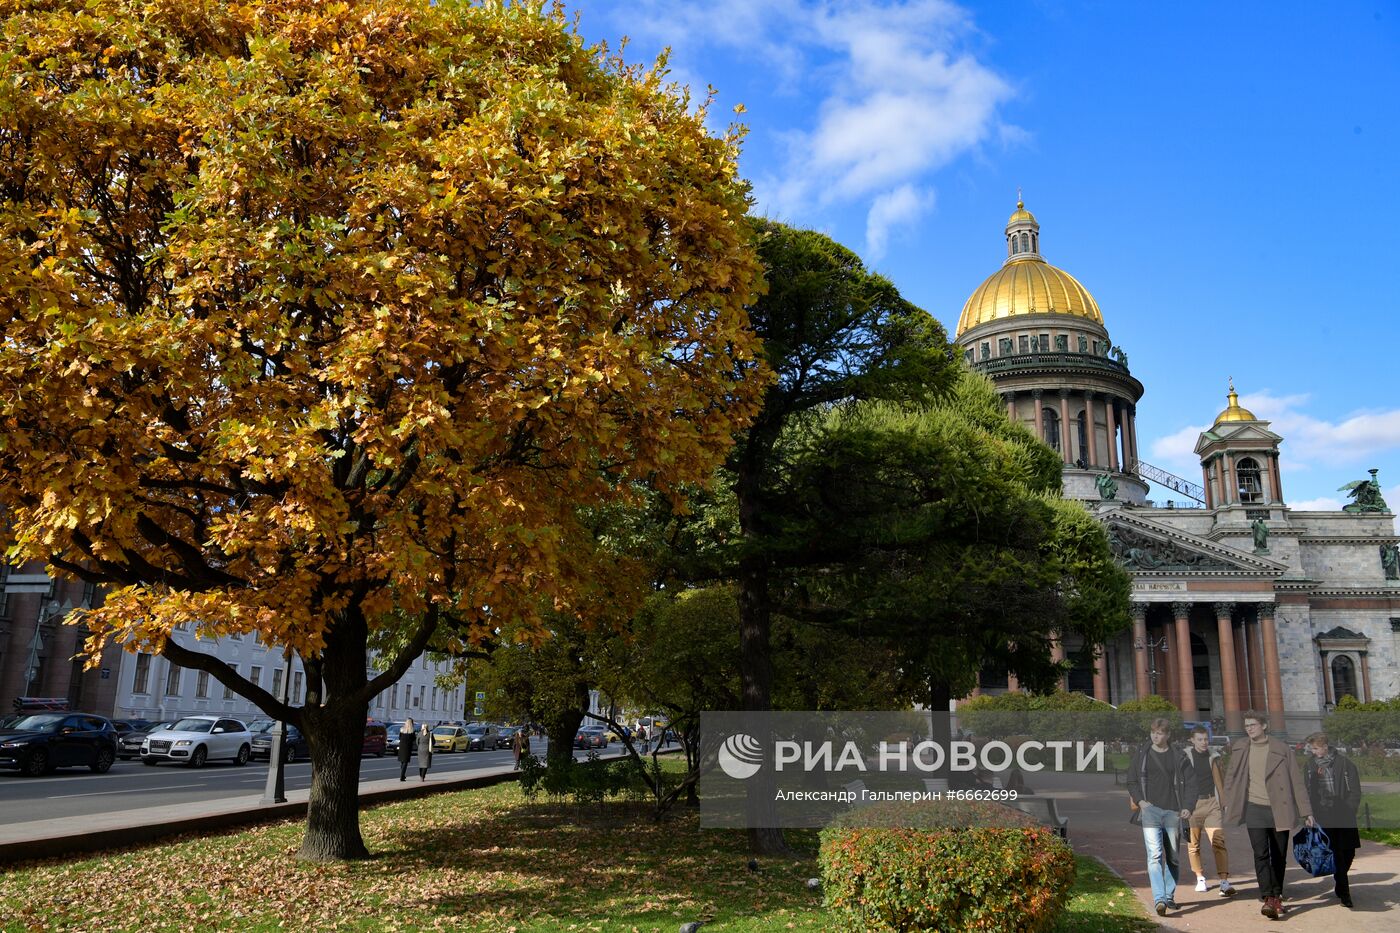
[1331,655,1358,703]
[1018,335,1029,354]
[1042,408,1061,451]
[224,666,236,700]
[82,581,98,607]
[1078,335,1088,352]
[1237,457,1263,503]
[431,687,438,710]
[963,348,974,364]
[164,662,181,697]
[980,342,990,360]
[272,668,284,699]
[1039,333,1050,351]
[998,337,1013,356]
[133,653,151,694]
[416,686,425,708]
[1011,237,1019,255]
[1020,232,1030,252]
[195,670,209,698]
[293,671,303,705]
[249,665,261,689]
[1054,334,1068,352]
[391,684,398,710]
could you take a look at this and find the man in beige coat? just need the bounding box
[1223,711,1312,920]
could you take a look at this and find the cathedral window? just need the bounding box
[999,337,1014,356]
[1237,457,1263,503]
[1020,232,1030,252]
[980,342,990,360]
[1032,233,1038,252]
[1042,408,1061,451]
[1019,335,1029,354]
[1331,655,1358,703]
[1011,237,1019,254]
[1054,334,1068,352]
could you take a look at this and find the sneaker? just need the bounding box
[1261,896,1278,920]
[1155,902,1168,917]
[1196,877,1209,892]
[1165,900,1181,911]
[1220,880,1237,897]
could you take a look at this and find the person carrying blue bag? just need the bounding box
[1302,732,1362,908]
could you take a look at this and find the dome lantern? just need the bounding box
[1006,196,1040,261]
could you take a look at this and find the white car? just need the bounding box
[142,716,252,767]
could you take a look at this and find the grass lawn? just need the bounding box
[0,780,1151,932]
[1360,791,1400,847]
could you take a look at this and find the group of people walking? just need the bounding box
[395,718,434,782]
[1127,712,1362,920]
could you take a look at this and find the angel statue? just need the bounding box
[1339,469,1389,513]
[1095,473,1118,501]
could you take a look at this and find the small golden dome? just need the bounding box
[1214,382,1257,423]
[956,257,1102,336]
[1008,200,1037,227]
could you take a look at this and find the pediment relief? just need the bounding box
[1103,515,1284,574]
[1315,626,1368,643]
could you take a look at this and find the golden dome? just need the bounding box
[1214,382,1257,423]
[956,257,1103,336]
[1008,200,1037,226]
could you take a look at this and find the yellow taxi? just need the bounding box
[432,725,470,753]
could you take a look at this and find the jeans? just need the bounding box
[1140,804,1182,905]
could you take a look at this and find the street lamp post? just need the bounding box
[261,645,294,805]
[1135,634,1170,696]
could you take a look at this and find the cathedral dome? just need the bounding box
[1213,383,1258,424]
[956,201,1104,337]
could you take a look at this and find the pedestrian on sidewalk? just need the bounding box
[397,718,416,782]
[1184,725,1237,897]
[1302,731,1361,909]
[417,722,434,781]
[1223,710,1312,921]
[512,728,524,769]
[1127,717,1192,917]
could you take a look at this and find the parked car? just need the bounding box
[432,725,470,753]
[0,712,119,776]
[142,716,252,767]
[118,720,175,760]
[464,723,499,751]
[386,722,407,753]
[574,726,608,750]
[110,718,156,737]
[495,725,524,749]
[363,720,387,757]
[603,725,632,743]
[247,721,312,763]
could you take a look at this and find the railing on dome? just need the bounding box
[1125,458,1207,505]
[971,351,1132,377]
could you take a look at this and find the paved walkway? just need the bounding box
[1039,772,1400,930]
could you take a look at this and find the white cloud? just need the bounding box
[608,1,1015,259]
[865,184,934,259]
[1287,497,1344,512]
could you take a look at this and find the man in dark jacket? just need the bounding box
[1303,732,1362,908]
[1127,717,1192,916]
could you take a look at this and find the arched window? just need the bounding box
[1237,457,1263,503]
[1021,232,1030,252]
[1076,411,1088,465]
[1042,408,1061,451]
[1011,237,1019,254]
[1331,655,1358,703]
[1032,233,1038,252]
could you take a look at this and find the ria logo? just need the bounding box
[717,733,764,780]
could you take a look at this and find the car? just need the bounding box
[111,718,156,736]
[363,720,387,757]
[386,722,408,753]
[574,726,608,750]
[603,725,632,743]
[118,720,175,760]
[495,725,526,749]
[464,723,499,751]
[0,712,119,776]
[142,716,252,767]
[432,725,470,753]
[247,720,312,763]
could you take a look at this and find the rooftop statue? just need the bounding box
[1251,518,1270,553]
[1339,469,1389,513]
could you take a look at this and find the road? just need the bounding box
[0,738,637,825]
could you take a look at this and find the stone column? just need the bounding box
[1258,604,1286,722]
[1271,453,1284,502]
[1163,621,1180,706]
[1092,644,1110,703]
[1360,652,1372,702]
[1003,392,1015,421]
[1104,396,1120,471]
[1057,390,1072,464]
[1083,391,1098,467]
[1214,602,1242,730]
[1032,389,1043,445]
[1320,652,1333,705]
[1126,404,1139,466]
[1173,602,1195,714]
[1132,604,1150,699]
[1245,616,1266,710]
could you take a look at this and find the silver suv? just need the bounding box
[142,716,252,767]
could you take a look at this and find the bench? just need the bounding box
[1005,797,1070,840]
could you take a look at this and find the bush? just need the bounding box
[818,800,1076,932]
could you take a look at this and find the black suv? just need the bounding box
[0,713,119,776]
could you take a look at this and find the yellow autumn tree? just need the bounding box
[0,0,764,860]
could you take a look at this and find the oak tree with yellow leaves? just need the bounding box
[0,0,764,860]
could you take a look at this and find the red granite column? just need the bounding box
[1084,391,1099,467]
[1173,603,1195,713]
[1032,389,1044,445]
[1360,652,1372,702]
[1258,604,1286,722]
[1093,645,1110,703]
[1214,602,1241,731]
[1132,604,1150,699]
[1104,396,1120,470]
[1163,622,1180,706]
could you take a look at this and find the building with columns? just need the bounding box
[958,202,1400,736]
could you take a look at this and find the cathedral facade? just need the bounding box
[957,202,1400,736]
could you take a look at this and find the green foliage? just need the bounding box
[819,801,1076,932]
[1324,695,1400,750]
[516,751,647,806]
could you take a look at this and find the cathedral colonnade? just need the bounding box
[1001,388,1139,470]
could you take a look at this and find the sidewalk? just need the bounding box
[1041,772,1400,930]
[0,759,524,864]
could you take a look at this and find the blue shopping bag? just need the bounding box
[1292,826,1335,877]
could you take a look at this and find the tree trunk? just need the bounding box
[297,699,370,861]
[546,706,585,771]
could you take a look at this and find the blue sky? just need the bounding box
[579,1,1400,510]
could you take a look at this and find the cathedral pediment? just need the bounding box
[1102,513,1286,575]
